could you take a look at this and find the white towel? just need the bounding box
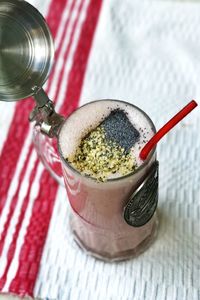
[0,0,199,299]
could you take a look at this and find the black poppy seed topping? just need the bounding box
[101,109,140,152]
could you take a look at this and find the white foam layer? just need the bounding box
[59,100,155,169]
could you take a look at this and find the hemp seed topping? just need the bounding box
[67,125,137,182]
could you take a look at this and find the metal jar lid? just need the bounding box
[0,0,54,101]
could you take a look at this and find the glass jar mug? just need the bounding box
[33,99,159,261]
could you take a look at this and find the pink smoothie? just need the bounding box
[58,100,158,261]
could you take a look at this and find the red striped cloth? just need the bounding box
[0,0,102,297]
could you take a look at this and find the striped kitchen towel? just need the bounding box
[0,0,200,299]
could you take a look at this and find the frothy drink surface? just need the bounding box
[59,101,154,180]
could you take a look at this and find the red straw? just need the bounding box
[139,100,198,160]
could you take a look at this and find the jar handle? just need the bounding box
[30,88,65,186]
[32,125,64,186]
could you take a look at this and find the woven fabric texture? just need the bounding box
[35,1,200,299]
